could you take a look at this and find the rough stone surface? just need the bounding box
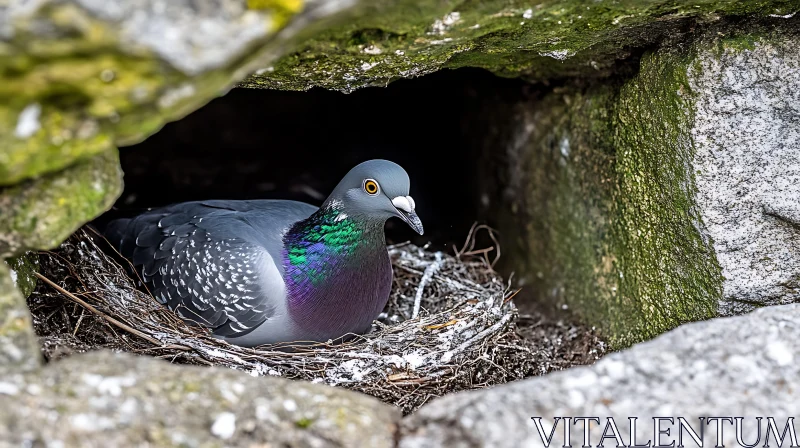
[0,149,123,258]
[242,1,800,92]
[0,0,355,185]
[400,304,800,448]
[0,261,41,373]
[490,42,721,348]
[691,31,800,315]
[491,23,800,348]
[0,350,400,447]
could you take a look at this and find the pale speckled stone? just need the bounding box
[0,351,400,448]
[400,304,800,447]
[3,0,354,77]
[0,262,41,373]
[691,35,800,315]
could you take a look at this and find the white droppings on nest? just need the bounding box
[202,347,246,364]
[249,363,281,377]
[412,251,443,318]
[327,359,370,383]
[14,103,41,139]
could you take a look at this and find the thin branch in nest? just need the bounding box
[412,251,443,319]
[33,271,181,349]
[454,222,501,268]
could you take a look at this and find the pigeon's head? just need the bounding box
[326,159,423,235]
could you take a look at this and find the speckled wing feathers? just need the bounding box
[108,203,282,337]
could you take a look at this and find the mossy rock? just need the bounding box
[0,350,400,446]
[493,22,800,348]
[0,0,352,186]
[4,252,39,298]
[0,0,361,266]
[241,0,800,92]
[0,260,41,372]
[0,150,123,258]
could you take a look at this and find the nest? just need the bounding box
[28,226,606,414]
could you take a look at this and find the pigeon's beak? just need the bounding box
[391,196,424,235]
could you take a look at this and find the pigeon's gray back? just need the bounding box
[104,199,317,338]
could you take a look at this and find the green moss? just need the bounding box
[0,149,123,258]
[295,417,314,428]
[608,48,722,347]
[241,0,800,92]
[4,252,39,298]
[248,0,305,29]
[495,86,621,344]
[0,2,300,185]
[497,43,724,349]
[721,34,759,52]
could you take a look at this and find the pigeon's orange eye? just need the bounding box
[363,179,380,195]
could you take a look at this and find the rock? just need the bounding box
[488,22,800,348]
[0,261,41,373]
[0,350,400,447]
[690,29,800,315]
[4,252,39,298]
[0,0,356,185]
[0,150,122,258]
[242,1,798,92]
[400,304,800,448]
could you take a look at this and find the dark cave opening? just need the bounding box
[100,68,533,252]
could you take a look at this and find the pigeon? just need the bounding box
[104,159,423,347]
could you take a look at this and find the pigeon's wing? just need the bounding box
[105,202,290,337]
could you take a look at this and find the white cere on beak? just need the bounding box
[407,196,415,210]
[392,196,414,213]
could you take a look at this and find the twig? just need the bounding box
[34,271,186,350]
[411,251,443,319]
[440,312,515,363]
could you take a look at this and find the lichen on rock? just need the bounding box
[241,0,800,92]
[689,27,800,315]
[0,261,41,373]
[0,350,399,447]
[490,21,800,348]
[0,0,353,185]
[4,252,39,298]
[491,49,722,348]
[0,149,122,258]
[400,303,800,447]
